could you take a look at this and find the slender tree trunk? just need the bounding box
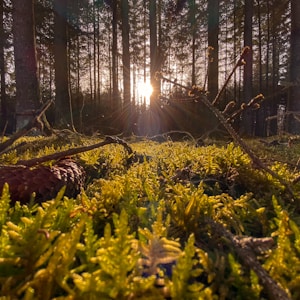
[256,0,263,92]
[96,5,101,104]
[266,0,271,113]
[111,0,119,112]
[143,0,147,107]
[207,0,219,102]
[242,0,253,135]
[149,0,159,108]
[189,0,196,86]
[121,0,131,135]
[12,0,41,131]
[255,0,266,136]
[233,0,237,101]
[53,0,73,129]
[144,0,161,135]
[87,22,93,103]
[288,0,300,133]
[0,0,7,130]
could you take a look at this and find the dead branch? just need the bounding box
[206,219,291,300]
[0,100,53,155]
[1,121,8,141]
[15,136,134,167]
[195,90,296,199]
[156,49,296,201]
[227,94,264,122]
[212,46,250,106]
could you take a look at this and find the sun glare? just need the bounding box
[137,80,153,106]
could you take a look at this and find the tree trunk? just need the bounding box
[53,0,73,129]
[255,0,265,136]
[207,0,219,102]
[111,0,119,112]
[0,0,7,131]
[12,0,40,131]
[288,0,300,133]
[147,0,161,135]
[149,0,159,108]
[121,0,131,135]
[188,0,196,86]
[242,0,253,136]
[93,3,97,104]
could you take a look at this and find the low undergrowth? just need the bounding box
[1,136,300,299]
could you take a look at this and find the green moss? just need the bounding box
[1,137,300,298]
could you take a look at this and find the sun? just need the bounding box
[137,80,153,106]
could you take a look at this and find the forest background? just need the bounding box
[0,0,300,138]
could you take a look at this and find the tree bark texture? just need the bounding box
[149,0,159,108]
[12,0,40,131]
[207,0,219,102]
[0,0,7,130]
[53,0,71,127]
[242,0,254,136]
[121,0,132,135]
[289,0,300,133]
[111,0,119,112]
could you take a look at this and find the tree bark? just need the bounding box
[149,0,159,108]
[53,0,72,128]
[121,0,131,135]
[12,0,40,131]
[242,0,254,135]
[0,0,7,132]
[207,0,219,102]
[288,0,300,133]
[188,0,196,86]
[111,0,119,112]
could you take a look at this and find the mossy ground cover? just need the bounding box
[1,135,300,299]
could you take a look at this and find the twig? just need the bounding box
[15,136,133,167]
[227,94,264,122]
[195,90,296,199]
[206,219,291,300]
[157,71,296,201]
[0,100,53,155]
[212,46,250,106]
[1,121,8,141]
[147,130,196,143]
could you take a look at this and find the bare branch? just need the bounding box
[206,219,291,300]
[15,136,133,167]
[0,100,53,155]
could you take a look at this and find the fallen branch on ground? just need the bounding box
[0,100,53,155]
[205,218,291,300]
[156,48,296,201]
[15,136,134,167]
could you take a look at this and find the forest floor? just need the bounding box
[0,133,300,300]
